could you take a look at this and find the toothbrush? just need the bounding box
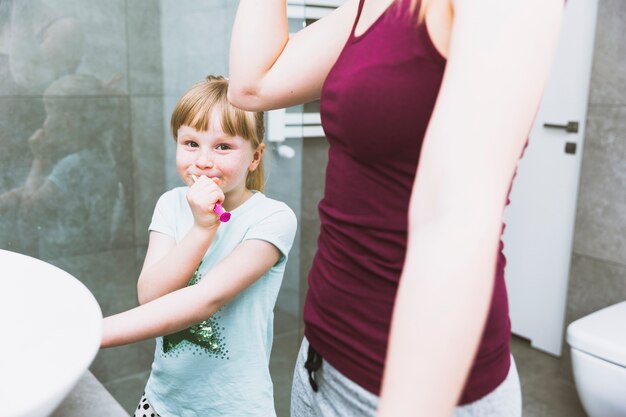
[190,175,231,222]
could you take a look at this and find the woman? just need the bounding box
[228,0,563,415]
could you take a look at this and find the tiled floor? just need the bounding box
[103,369,150,414]
[270,329,302,417]
[510,335,588,417]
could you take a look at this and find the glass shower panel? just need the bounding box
[0,0,164,412]
[0,0,306,415]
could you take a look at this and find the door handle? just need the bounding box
[543,121,579,133]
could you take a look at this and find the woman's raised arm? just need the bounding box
[228,0,359,111]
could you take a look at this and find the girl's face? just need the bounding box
[175,114,263,200]
[36,100,81,159]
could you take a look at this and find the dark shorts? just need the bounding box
[133,392,161,417]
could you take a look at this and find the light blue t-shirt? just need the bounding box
[144,187,297,417]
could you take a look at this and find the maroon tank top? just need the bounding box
[303,0,512,404]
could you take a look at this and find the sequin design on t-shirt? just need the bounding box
[161,263,229,359]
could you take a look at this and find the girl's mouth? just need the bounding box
[189,174,223,186]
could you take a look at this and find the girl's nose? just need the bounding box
[195,151,214,169]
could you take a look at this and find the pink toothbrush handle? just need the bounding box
[213,202,231,222]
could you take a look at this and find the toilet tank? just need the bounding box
[567,302,626,417]
[567,301,626,366]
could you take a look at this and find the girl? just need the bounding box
[101,75,297,417]
[228,0,563,416]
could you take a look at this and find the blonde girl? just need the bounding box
[101,75,297,417]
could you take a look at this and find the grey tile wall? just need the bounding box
[0,98,43,193]
[1,1,305,414]
[126,0,163,96]
[562,0,626,386]
[573,105,626,265]
[588,0,626,106]
[130,97,166,244]
[160,0,231,97]
[265,137,303,323]
[300,135,329,339]
[0,1,166,412]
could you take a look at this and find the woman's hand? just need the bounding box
[186,175,225,230]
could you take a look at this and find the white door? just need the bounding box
[502,0,600,356]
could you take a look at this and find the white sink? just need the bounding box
[0,249,102,417]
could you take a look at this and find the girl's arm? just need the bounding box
[102,239,281,348]
[135,227,216,304]
[228,0,359,111]
[377,0,563,416]
[137,176,224,304]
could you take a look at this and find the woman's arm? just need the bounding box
[102,239,281,348]
[377,0,563,415]
[228,0,359,111]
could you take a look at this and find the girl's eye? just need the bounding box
[216,144,231,151]
[186,141,199,148]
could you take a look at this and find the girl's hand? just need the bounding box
[28,128,71,163]
[28,128,53,160]
[186,175,225,230]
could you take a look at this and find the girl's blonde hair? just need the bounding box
[171,75,265,192]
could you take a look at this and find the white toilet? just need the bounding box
[567,301,626,417]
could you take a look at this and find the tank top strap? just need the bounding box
[350,0,367,38]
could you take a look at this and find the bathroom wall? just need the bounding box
[0,0,303,414]
[561,0,626,380]
[1,0,622,413]
[0,0,165,407]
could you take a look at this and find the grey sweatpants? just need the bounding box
[291,337,522,417]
